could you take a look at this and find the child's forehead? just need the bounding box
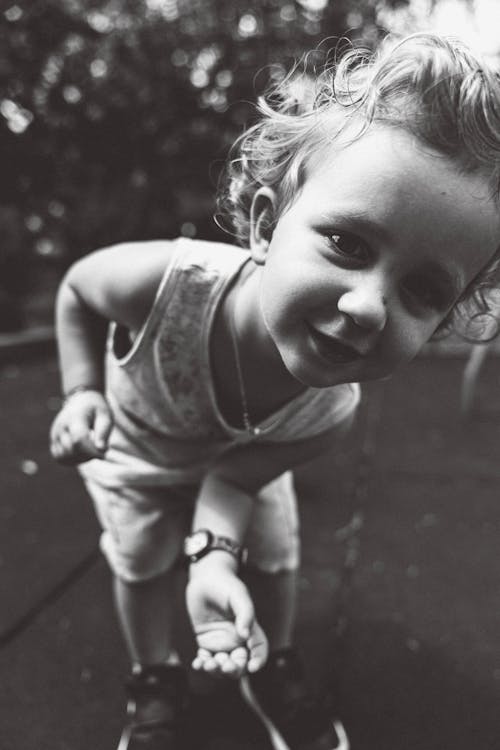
[305,125,495,211]
[308,124,434,176]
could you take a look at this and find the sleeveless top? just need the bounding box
[79,238,361,489]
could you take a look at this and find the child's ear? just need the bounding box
[249,187,277,264]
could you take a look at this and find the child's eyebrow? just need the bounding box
[319,210,392,245]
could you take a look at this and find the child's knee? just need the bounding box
[99,527,184,583]
[85,482,193,583]
[244,551,300,575]
[246,472,300,573]
[245,522,300,573]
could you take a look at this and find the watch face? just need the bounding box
[185,530,211,558]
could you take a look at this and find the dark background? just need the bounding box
[0,0,412,332]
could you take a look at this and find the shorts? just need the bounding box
[84,471,300,583]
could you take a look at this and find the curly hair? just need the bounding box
[218,33,500,341]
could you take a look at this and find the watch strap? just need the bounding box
[184,530,247,564]
[210,534,245,561]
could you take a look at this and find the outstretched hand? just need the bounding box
[186,567,268,678]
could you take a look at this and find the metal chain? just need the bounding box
[228,302,261,436]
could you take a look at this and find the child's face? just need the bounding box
[250,126,500,387]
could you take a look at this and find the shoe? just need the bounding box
[117,663,195,750]
[240,648,349,750]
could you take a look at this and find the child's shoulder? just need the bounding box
[173,236,249,267]
[94,238,177,266]
[71,238,177,297]
[73,238,176,275]
[65,239,180,331]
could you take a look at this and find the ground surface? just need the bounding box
[1,349,499,749]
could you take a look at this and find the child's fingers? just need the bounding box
[213,652,230,668]
[192,656,203,670]
[213,649,248,678]
[50,437,81,465]
[220,660,240,676]
[193,647,248,678]
[192,648,217,671]
[246,622,269,673]
[50,439,65,461]
[49,417,62,445]
[222,646,249,677]
[67,416,108,458]
[50,437,76,464]
[208,646,248,677]
[59,429,78,456]
[195,651,221,674]
[50,402,111,464]
[192,655,206,671]
[92,408,113,451]
[68,422,101,453]
[247,650,267,673]
[229,646,248,667]
[51,426,103,465]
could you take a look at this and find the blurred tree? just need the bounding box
[1,0,410,328]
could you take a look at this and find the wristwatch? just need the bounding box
[183,529,247,564]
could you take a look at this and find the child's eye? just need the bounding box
[327,232,370,263]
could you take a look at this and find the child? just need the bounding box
[50,32,500,750]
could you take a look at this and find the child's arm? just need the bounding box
[50,241,174,464]
[186,419,354,673]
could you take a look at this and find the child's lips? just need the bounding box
[306,323,363,364]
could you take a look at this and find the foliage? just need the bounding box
[0,0,396,328]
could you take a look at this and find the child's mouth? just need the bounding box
[306,323,362,364]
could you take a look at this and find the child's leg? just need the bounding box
[113,569,181,666]
[244,471,300,651]
[83,480,197,748]
[242,566,298,652]
[84,479,193,662]
[112,568,191,742]
[243,473,349,750]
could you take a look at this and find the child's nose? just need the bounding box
[337,283,388,332]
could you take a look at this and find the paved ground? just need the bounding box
[1,345,499,750]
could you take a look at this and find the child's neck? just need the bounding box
[211,265,305,430]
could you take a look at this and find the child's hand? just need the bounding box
[186,567,268,678]
[49,389,113,465]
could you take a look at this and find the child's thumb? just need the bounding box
[229,582,255,641]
